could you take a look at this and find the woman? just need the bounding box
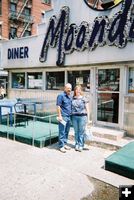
[72,85,89,152]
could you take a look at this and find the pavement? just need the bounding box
[0,137,134,200]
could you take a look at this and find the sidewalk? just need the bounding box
[0,137,133,200]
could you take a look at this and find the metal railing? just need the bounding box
[6,112,58,147]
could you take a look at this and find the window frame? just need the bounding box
[46,71,65,90]
[12,72,25,89]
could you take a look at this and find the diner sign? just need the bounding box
[39,0,134,66]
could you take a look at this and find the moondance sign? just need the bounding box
[39,0,134,66]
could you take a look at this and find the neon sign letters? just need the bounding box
[39,0,134,66]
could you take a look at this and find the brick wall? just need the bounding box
[0,0,9,39]
[0,0,51,39]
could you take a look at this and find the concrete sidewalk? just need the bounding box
[0,138,133,200]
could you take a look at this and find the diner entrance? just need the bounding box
[96,68,120,125]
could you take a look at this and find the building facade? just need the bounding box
[0,0,51,40]
[1,0,134,136]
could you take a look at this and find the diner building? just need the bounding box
[1,0,134,136]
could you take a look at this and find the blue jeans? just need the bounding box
[72,115,87,148]
[58,116,71,148]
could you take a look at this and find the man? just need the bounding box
[56,83,72,153]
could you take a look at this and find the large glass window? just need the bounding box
[27,72,42,89]
[128,67,134,93]
[98,69,120,91]
[12,73,25,89]
[68,70,90,91]
[46,72,64,90]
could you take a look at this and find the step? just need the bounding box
[90,126,126,141]
[69,127,133,150]
[87,136,133,151]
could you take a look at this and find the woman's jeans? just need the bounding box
[72,115,87,148]
[58,116,71,148]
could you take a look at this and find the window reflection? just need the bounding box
[46,72,64,90]
[68,70,90,91]
[98,69,120,91]
[97,93,119,123]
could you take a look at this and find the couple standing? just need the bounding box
[56,83,89,153]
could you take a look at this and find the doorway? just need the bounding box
[96,68,120,124]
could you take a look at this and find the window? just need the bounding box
[42,0,51,4]
[98,69,120,91]
[9,27,17,39]
[12,73,25,89]
[23,7,31,21]
[24,7,31,16]
[46,72,64,90]
[68,70,90,91]
[128,67,134,93]
[27,72,42,89]
[23,30,31,37]
[0,0,2,15]
[10,3,16,12]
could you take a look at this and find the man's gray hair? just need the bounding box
[65,83,72,88]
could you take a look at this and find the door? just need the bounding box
[96,68,120,125]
